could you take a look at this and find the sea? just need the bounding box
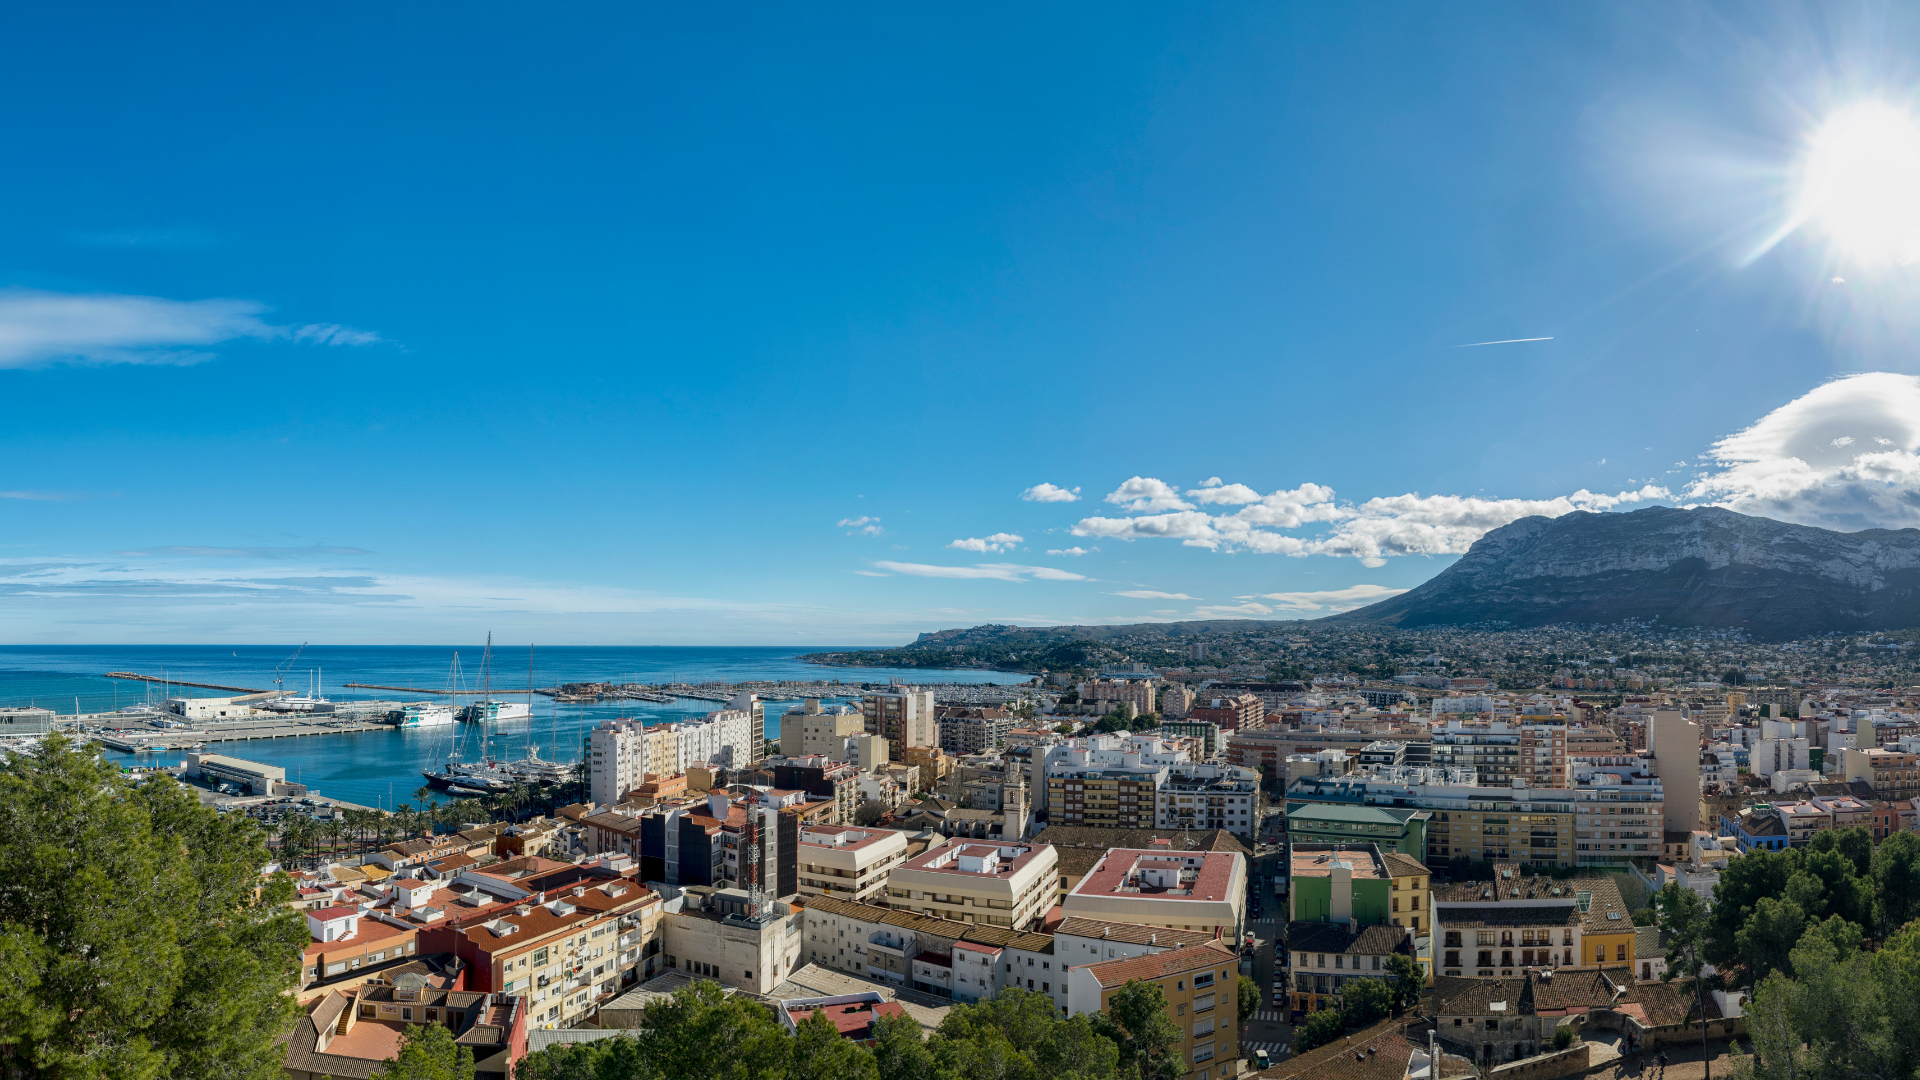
[0,645,1013,810]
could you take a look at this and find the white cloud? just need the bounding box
[1247,584,1410,612]
[1684,372,1920,531]
[948,532,1024,553]
[851,570,890,577]
[1111,589,1196,600]
[1047,546,1095,556]
[1103,476,1192,512]
[1074,478,1667,566]
[837,516,883,536]
[1021,483,1082,503]
[873,561,1088,582]
[1186,482,1263,505]
[0,289,381,368]
[1190,601,1277,618]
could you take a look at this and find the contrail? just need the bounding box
[1456,336,1554,347]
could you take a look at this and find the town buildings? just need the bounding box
[795,824,910,903]
[1061,843,1246,940]
[884,841,1059,930]
[862,687,937,751]
[1067,942,1242,1080]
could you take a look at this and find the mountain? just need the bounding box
[1326,506,1920,640]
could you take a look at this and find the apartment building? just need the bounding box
[779,700,868,759]
[799,894,1061,1009]
[1158,720,1221,759]
[1080,677,1159,717]
[1153,765,1260,838]
[1188,693,1264,733]
[1160,684,1196,720]
[658,886,806,995]
[1061,845,1246,940]
[1228,727,1434,772]
[1047,767,1158,830]
[935,705,1015,754]
[1284,922,1414,1015]
[795,824,910,903]
[1847,747,1920,799]
[863,687,937,751]
[1067,942,1242,1080]
[1431,867,1634,978]
[1285,802,1431,861]
[414,860,664,1030]
[588,711,755,806]
[761,755,862,825]
[885,841,1059,930]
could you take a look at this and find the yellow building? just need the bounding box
[1069,941,1241,1080]
[1381,851,1430,935]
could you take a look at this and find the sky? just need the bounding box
[7,2,1920,644]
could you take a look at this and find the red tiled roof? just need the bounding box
[1085,941,1236,989]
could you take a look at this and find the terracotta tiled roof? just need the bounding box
[1621,979,1720,1027]
[1254,1017,1473,1080]
[801,894,1054,954]
[1285,922,1411,958]
[1083,941,1237,989]
[1054,917,1216,949]
[1380,852,1430,878]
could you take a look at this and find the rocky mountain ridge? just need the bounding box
[1326,506,1920,640]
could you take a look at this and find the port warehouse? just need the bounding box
[0,708,55,735]
[186,752,294,796]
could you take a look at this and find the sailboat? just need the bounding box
[497,644,567,784]
[266,668,336,714]
[458,638,531,722]
[423,650,513,793]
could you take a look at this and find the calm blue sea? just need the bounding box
[0,645,1011,809]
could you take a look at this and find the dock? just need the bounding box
[81,707,407,753]
[105,672,271,694]
[342,682,511,696]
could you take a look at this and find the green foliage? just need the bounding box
[788,1011,878,1080]
[1293,1008,1346,1053]
[1552,1026,1574,1051]
[1091,981,1184,1080]
[0,734,308,1080]
[1338,978,1392,1027]
[1732,921,1920,1080]
[1384,952,1424,1010]
[1631,907,1657,926]
[511,984,1122,1080]
[1238,974,1260,1021]
[1871,829,1920,934]
[1706,827,1880,985]
[370,1022,476,1080]
[1655,881,1709,983]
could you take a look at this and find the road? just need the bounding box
[1242,800,1293,1065]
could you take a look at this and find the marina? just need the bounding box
[3,643,1025,809]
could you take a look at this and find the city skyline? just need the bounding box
[6,4,1920,642]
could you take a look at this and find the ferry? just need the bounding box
[458,700,532,723]
[392,703,456,728]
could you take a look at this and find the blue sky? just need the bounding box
[6,2,1920,644]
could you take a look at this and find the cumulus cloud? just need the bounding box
[1103,477,1192,513]
[874,561,1088,582]
[1021,483,1082,503]
[1111,589,1196,600]
[1684,372,1920,531]
[837,516,883,536]
[948,532,1023,553]
[1074,480,1668,566]
[1244,584,1409,612]
[0,289,382,368]
[1047,546,1095,556]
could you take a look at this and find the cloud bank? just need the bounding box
[1021,483,1081,502]
[1684,372,1920,531]
[874,561,1088,582]
[948,533,1023,553]
[1074,479,1666,567]
[0,289,381,368]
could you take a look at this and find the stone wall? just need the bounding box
[1489,1043,1590,1080]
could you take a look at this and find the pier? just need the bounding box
[105,672,272,694]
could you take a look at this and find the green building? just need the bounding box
[1285,802,1429,862]
[1287,844,1394,924]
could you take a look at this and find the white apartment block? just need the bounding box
[885,842,1059,930]
[588,709,756,807]
[796,825,909,903]
[862,688,937,751]
[1153,764,1260,838]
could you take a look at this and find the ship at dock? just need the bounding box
[391,702,455,728]
[457,700,531,723]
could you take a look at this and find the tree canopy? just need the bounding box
[0,734,308,1079]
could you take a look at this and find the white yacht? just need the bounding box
[393,703,455,728]
[459,700,531,723]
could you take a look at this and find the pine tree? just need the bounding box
[0,734,309,1078]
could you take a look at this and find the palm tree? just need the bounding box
[502,783,531,823]
[377,815,401,848]
[413,785,434,807]
[324,816,346,857]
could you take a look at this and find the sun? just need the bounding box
[1799,101,1920,266]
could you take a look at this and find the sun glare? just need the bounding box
[1800,101,1920,266]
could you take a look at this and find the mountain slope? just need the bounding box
[1326,506,1920,641]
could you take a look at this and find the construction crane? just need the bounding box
[273,643,308,696]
